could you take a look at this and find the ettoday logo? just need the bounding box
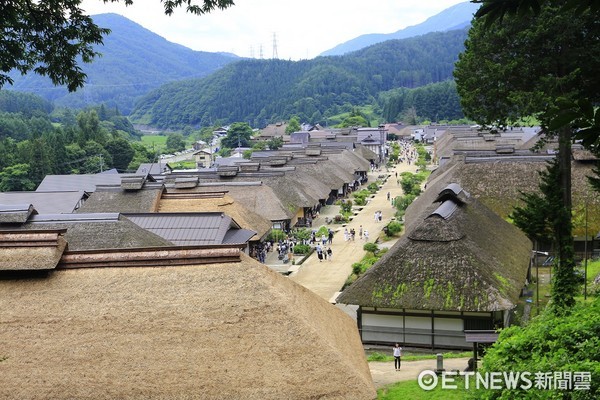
[418,370,592,391]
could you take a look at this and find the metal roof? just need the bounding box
[123,213,245,246]
[36,174,135,193]
[0,191,87,214]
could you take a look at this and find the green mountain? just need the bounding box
[129,29,469,129]
[5,13,239,115]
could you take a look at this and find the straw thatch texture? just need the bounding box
[158,194,271,240]
[0,231,67,271]
[76,188,163,213]
[0,254,375,399]
[1,217,173,251]
[337,193,531,312]
[416,158,600,236]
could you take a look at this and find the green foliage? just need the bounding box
[399,172,424,196]
[378,377,468,400]
[292,244,311,255]
[316,226,330,237]
[221,122,253,149]
[291,228,311,241]
[0,163,36,191]
[385,221,403,236]
[266,136,283,150]
[165,133,186,153]
[130,29,469,129]
[339,200,353,215]
[367,182,380,193]
[285,116,301,134]
[104,137,135,172]
[476,297,600,399]
[363,242,379,254]
[266,229,287,242]
[352,189,371,206]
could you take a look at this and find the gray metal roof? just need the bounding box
[0,191,87,214]
[0,203,36,224]
[123,213,247,246]
[36,174,133,193]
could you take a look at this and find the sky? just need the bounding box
[81,0,467,60]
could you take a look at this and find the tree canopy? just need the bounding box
[454,0,600,310]
[0,0,235,91]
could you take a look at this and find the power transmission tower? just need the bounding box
[259,44,263,59]
[272,32,278,59]
[249,45,254,58]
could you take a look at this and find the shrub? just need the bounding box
[316,226,330,237]
[385,221,403,236]
[266,229,286,242]
[475,297,600,399]
[367,182,379,193]
[293,244,311,254]
[364,242,379,254]
[340,199,353,214]
[292,228,311,241]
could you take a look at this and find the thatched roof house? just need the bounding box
[337,183,531,349]
[158,192,272,241]
[0,234,375,398]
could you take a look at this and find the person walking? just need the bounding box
[393,343,402,371]
[359,225,363,240]
[364,230,369,242]
[326,247,332,261]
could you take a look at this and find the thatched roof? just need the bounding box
[0,214,173,251]
[158,193,272,240]
[0,230,67,271]
[0,253,375,399]
[337,184,532,312]
[0,203,36,223]
[76,187,163,213]
[418,156,600,237]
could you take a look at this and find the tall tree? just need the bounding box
[454,0,600,310]
[0,0,235,91]
[221,123,253,149]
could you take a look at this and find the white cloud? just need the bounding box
[82,0,467,60]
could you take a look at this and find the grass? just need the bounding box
[140,134,167,153]
[378,377,470,400]
[367,351,471,363]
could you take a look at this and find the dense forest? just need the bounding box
[0,91,158,191]
[130,28,469,129]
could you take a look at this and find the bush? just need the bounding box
[293,244,311,254]
[292,228,311,241]
[367,182,379,193]
[475,297,600,399]
[385,221,403,236]
[266,229,286,242]
[364,242,379,254]
[340,199,353,214]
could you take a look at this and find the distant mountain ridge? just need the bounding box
[320,2,479,57]
[6,13,239,114]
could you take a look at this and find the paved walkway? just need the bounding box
[287,161,418,302]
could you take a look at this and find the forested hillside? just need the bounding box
[5,13,239,115]
[0,91,156,191]
[130,28,469,129]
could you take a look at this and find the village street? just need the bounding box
[274,156,472,388]
[287,160,418,303]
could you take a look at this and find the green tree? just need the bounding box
[267,137,283,150]
[0,164,36,191]
[0,1,235,91]
[285,116,301,134]
[221,122,253,149]
[105,137,135,172]
[165,132,186,153]
[454,0,600,311]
